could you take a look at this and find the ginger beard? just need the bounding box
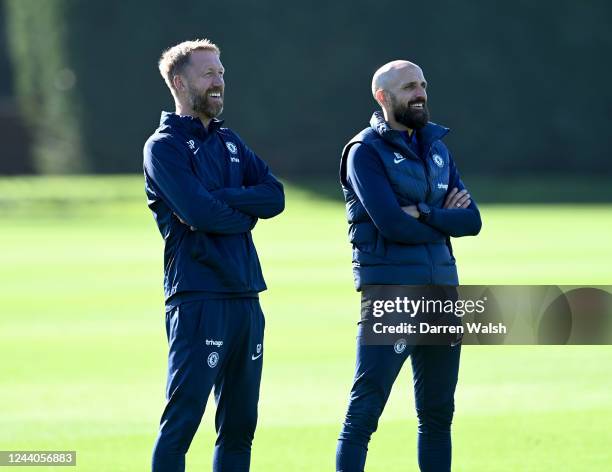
[186,81,224,119]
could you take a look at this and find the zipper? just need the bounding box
[405,140,436,283]
[422,141,436,202]
[390,125,448,284]
[423,141,436,283]
[392,132,437,283]
[396,138,432,202]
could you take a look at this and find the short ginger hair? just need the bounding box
[158,39,220,91]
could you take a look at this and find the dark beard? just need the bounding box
[189,86,223,119]
[391,95,429,130]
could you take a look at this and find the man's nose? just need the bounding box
[415,88,427,102]
[212,74,224,87]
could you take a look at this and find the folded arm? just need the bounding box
[425,155,482,237]
[211,141,285,219]
[347,143,446,244]
[144,138,256,234]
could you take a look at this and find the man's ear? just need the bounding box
[172,74,185,93]
[375,89,387,108]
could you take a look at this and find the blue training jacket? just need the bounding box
[339,112,482,289]
[143,112,285,306]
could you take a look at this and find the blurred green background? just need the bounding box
[0,0,611,194]
[0,0,611,471]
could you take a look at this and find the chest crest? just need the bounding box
[225,141,240,163]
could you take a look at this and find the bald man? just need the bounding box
[336,61,482,471]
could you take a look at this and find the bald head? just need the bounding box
[370,60,429,131]
[371,60,422,98]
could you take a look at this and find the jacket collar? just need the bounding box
[159,111,224,139]
[369,111,449,156]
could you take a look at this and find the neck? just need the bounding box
[175,101,212,128]
[382,108,413,135]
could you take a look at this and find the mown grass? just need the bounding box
[0,176,611,471]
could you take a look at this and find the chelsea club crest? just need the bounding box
[226,142,238,154]
[432,154,445,168]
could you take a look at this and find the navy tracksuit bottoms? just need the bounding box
[336,323,461,472]
[152,298,265,472]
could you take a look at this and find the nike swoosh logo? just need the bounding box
[251,353,263,361]
[192,147,200,154]
[393,157,405,164]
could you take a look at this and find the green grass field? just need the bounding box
[1,176,611,471]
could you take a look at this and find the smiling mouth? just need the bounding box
[208,91,222,99]
[409,102,425,109]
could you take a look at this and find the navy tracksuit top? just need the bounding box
[143,112,285,305]
[340,111,482,289]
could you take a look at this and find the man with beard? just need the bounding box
[143,39,284,472]
[336,60,482,471]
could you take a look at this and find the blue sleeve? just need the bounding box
[143,138,256,234]
[211,138,285,219]
[426,154,482,237]
[346,143,446,244]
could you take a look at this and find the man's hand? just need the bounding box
[444,188,471,209]
[175,213,197,231]
[401,205,420,218]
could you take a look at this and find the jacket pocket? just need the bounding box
[190,231,214,263]
[429,241,456,266]
[350,222,386,258]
